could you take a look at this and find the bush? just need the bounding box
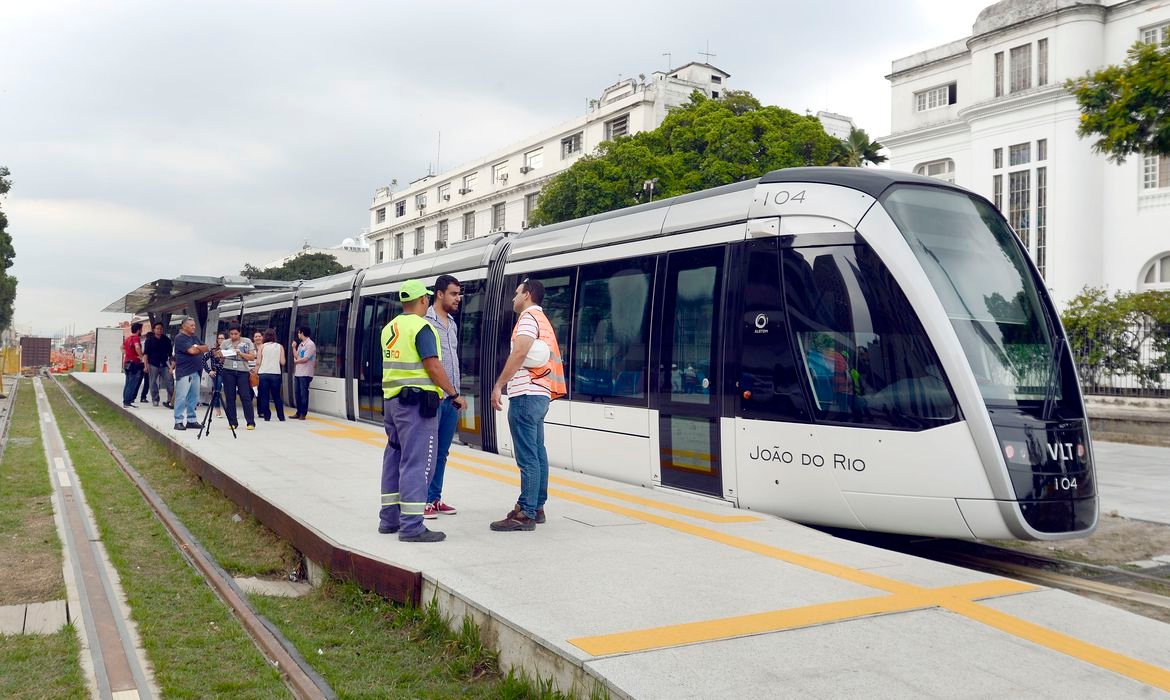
[1062,287,1170,389]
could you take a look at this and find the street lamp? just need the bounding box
[642,178,659,202]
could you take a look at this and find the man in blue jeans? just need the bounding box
[489,278,566,532]
[291,326,316,420]
[423,274,463,519]
[172,317,210,430]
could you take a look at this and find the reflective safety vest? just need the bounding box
[381,313,442,399]
[513,307,567,400]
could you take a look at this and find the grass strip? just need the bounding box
[0,379,67,605]
[44,379,290,697]
[0,626,88,699]
[62,377,594,698]
[61,377,297,577]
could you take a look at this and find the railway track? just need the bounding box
[50,375,335,700]
[823,527,1170,616]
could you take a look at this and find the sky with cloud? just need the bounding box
[0,0,990,336]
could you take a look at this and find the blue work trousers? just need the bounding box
[379,396,438,538]
[173,372,201,424]
[122,363,143,406]
[508,394,550,520]
[427,397,460,504]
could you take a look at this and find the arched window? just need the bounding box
[914,158,955,183]
[1139,252,1170,291]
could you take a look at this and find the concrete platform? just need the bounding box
[1093,440,1170,525]
[73,373,1170,698]
[0,600,68,635]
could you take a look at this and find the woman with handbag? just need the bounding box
[256,328,287,422]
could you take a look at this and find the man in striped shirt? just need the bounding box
[490,278,556,532]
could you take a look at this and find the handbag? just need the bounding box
[249,372,260,388]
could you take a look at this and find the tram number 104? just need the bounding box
[763,190,807,207]
[1051,476,1078,492]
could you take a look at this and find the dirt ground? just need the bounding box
[996,512,1170,567]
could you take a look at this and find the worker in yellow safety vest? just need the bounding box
[378,279,464,543]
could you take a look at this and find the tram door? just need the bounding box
[357,295,394,423]
[653,246,726,497]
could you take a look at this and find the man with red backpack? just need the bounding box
[490,278,566,532]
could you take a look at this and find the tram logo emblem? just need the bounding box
[754,313,769,332]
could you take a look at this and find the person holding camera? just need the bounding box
[218,323,257,430]
[377,280,464,543]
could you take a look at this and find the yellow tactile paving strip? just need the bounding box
[305,415,1170,692]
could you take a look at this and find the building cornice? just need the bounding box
[885,48,970,82]
[967,2,1107,49]
[957,84,1070,121]
[880,119,970,148]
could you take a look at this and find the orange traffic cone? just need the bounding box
[102,358,108,373]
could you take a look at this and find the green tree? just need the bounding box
[529,91,843,226]
[240,252,351,282]
[1065,38,1170,162]
[831,127,888,167]
[0,166,16,331]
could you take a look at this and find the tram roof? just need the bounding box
[760,166,965,198]
[102,275,296,315]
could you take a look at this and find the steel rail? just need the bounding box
[51,375,336,700]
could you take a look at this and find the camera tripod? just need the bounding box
[197,372,237,440]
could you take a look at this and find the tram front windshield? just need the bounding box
[882,185,1057,405]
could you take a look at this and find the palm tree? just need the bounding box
[832,127,888,167]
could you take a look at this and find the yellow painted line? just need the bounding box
[306,415,761,524]
[943,599,1170,693]
[306,414,1170,691]
[449,451,761,523]
[445,456,918,595]
[570,579,1037,656]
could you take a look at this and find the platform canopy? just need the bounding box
[102,275,296,333]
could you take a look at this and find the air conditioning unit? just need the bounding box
[498,174,509,183]
[519,166,532,174]
[442,194,451,201]
[458,188,470,195]
[434,240,447,251]
[418,203,426,210]
[413,248,424,256]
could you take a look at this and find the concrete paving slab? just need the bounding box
[0,604,26,634]
[1092,441,1170,524]
[235,577,311,598]
[72,373,1170,697]
[22,600,68,634]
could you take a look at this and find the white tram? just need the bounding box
[212,168,1097,541]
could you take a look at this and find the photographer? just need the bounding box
[217,324,257,430]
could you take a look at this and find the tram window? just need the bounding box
[240,312,271,339]
[670,264,718,404]
[740,243,809,422]
[295,301,343,377]
[573,258,654,402]
[782,245,958,429]
[456,279,484,435]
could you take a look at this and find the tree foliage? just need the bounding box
[0,166,16,331]
[1063,287,1170,389]
[1065,38,1170,162]
[529,91,843,226]
[240,252,352,282]
[831,127,888,167]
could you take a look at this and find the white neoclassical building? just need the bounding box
[365,62,732,265]
[882,0,1170,306]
